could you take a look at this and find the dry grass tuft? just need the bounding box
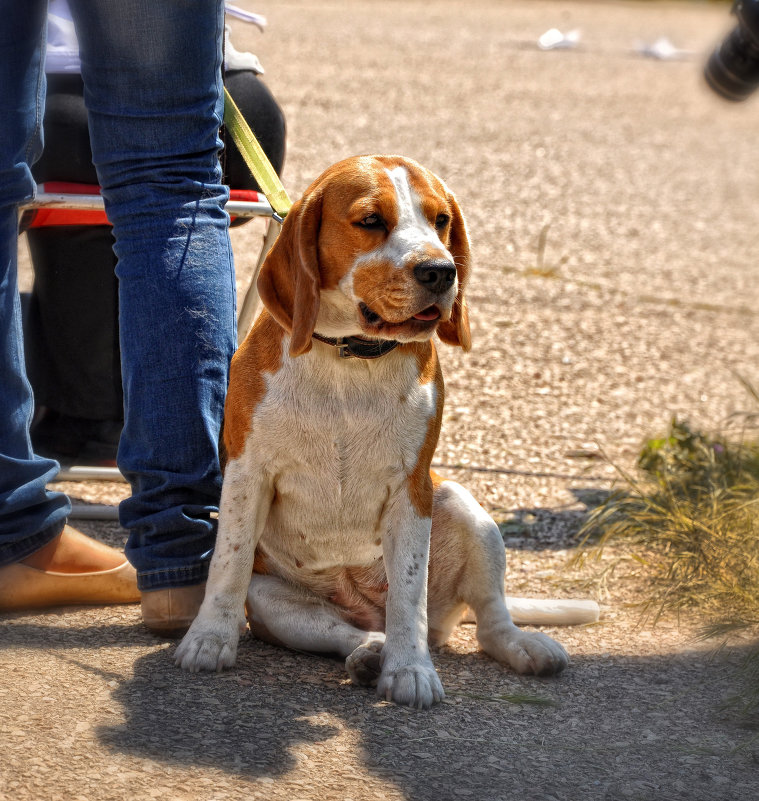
[574,382,759,709]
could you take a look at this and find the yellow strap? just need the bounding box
[223,86,292,219]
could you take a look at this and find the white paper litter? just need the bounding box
[538,28,581,51]
[634,37,692,61]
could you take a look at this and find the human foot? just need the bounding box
[0,525,139,611]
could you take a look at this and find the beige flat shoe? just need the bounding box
[141,584,206,636]
[0,559,140,611]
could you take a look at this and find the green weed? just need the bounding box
[574,386,759,710]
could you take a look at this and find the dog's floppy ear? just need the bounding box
[436,192,472,351]
[257,189,323,357]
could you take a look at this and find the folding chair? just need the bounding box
[19,182,279,515]
[20,181,276,343]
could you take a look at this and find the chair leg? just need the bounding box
[237,218,281,344]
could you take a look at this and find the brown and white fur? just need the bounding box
[175,155,568,708]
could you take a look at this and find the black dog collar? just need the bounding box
[311,333,400,360]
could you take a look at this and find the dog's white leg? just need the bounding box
[246,575,386,687]
[429,480,569,676]
[377,501,445,709]
[175,458,272,672]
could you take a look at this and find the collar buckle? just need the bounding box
[335,338,354,359]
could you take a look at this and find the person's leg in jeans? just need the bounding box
[23,69,286,464]
[68,0,237,630]
[0,0,138,611]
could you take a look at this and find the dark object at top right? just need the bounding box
[705,0,759,100]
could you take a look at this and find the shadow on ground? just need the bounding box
[2,616,757,800]
[490,487,612,551]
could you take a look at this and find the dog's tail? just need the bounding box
[462,597,600,627]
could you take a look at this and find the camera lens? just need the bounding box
[705,24,759,100]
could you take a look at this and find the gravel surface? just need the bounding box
[6,1,759,799]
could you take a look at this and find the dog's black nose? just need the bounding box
[413,259,456,294]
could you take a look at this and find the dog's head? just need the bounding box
[257,155,471,357]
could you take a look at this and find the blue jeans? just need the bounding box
[0,0,236,590]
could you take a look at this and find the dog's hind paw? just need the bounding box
[345,635,385,686]
[480,625,569,677]
[376,660,445,709]
[507,630,569,676]
[174,616,241,673]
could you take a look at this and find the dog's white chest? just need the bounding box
[245,351,435,571]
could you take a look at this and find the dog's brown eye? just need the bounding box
[435,214,450,230]
[357,213,386,230]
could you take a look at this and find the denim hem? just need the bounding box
[0,519,66,568]
[136,563,210,592]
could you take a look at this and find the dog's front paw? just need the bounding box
[499,629,569,677]
[376,659,445,709]
[174,614,242,673]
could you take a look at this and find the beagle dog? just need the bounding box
[175,155,568,708]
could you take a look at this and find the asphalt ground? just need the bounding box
[6,1,759,799]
